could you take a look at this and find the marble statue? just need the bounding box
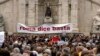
[93,9,100,30]
[0,15,4,31]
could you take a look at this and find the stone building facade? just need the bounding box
[0,0,100,35]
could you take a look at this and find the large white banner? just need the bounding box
[17,23,73,34]
[0,31,5,47]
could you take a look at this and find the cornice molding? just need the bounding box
[87,0,100,6]
[0,0,10,5]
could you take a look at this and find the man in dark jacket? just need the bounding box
[0,48,10,56]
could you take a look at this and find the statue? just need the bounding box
[44,2,53,24]
[0,15,4,31]
[45,3,51,17]
[93,9,100,30]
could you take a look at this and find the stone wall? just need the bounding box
[0,0,100,34]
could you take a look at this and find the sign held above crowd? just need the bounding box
[17,23,73,34]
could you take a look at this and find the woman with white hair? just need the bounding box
[22,45,31,56]
[43,48,51,56]
[10,47,22,56]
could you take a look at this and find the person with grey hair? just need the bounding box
[22,45,31,56]
[10,47,22,56]
[43,48,51,56]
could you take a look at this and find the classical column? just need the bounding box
[60,0,68,24]
[35,0,39,26]
[28,0,36,26]
[18,0,26,24]
[12,0,19,32]
[71,0,79,32]
[2,0,14,32]
[58,0,62,23]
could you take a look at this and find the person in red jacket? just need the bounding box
[50,35,60,44]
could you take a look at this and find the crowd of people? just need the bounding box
[0,33,100,56]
